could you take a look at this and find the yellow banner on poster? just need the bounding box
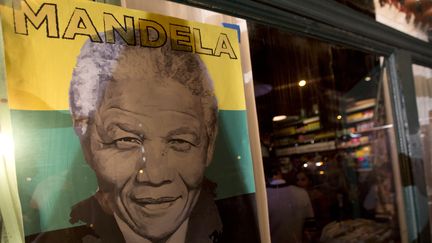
[0,0,245,111]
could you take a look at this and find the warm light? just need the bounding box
[319,170,325,175]
[365,76,371,82]
[0,133,14,158]
[315,162,323,167]
[337,115,342,120]
[273,115,287,122]
[298,80,306,87]
[303,163,308,168]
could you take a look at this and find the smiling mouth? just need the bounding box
[131,196,181,210]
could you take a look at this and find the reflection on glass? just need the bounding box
[413,63,432,240]
[333,0,431,42]
[250,22,401,242]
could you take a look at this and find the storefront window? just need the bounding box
[249,22,403,242]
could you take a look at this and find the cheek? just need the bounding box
[91,147,142,188]
[169,149,208,189]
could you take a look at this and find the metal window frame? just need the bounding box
[166,0,432,242]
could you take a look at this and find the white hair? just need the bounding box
[69,33,218,142]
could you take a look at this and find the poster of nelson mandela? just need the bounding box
[2,1,260,243]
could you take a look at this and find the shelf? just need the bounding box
[337,142,370,149]
[355,124,393,133]
[271,99,378,156]
[302,116,319,124]
[346,99,376,113]
[336,124,392,138]
[275,140,336,156]
[357,168,373,172]
[274,138,370,156]
[276,116,319,127]
[346,116,373,124]
[346,100,376,113]
[274,131,336,148]
[274,123,320,137]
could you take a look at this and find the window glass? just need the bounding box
[413,63,432,240]
[249,22,403,242]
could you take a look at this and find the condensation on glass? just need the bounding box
[249,22,403,242]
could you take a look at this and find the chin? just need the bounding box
[122,201,188,240]
[130,214,188,241]
[133,225,178,242]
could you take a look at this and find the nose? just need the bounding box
[136,143,173,186]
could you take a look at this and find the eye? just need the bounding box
[110,137,142,150]
[168,139,194,152]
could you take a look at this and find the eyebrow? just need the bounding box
[105,107,151,118]
[103,122,144,139]
[115,122,144,136]
[102,108,146,132]
[160,109,201,121]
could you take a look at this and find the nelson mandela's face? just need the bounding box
[82,58,213,241]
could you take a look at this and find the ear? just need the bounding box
[205,126,218,167]
[72,117,94,167]
[72,118,89,138]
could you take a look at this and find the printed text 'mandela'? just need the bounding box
[13,1,238,59]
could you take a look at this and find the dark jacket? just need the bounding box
[27,183,223,243]
[26,189,260,243]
